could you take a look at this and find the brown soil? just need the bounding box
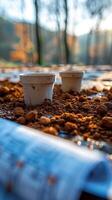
[0,80,112,145]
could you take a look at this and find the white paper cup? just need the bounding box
[20,72,55,106]
[60,71,84,92]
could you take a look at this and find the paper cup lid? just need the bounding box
[60,70,84,78]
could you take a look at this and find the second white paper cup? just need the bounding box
[20,73,55,106]
[60,71,84,92]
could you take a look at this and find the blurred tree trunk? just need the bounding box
[29,24,34,64]
[109,34,112,65]
[55,0,62,64]
[85,0,111,65]
[34,0,42,65]
[20,0,27,64]
[63,0,70,64]
[93,16,102,65]
[103,31,108,64]
[86,29,93,65]
[70,0,78,64]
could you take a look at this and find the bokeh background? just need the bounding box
[0,0,112,66]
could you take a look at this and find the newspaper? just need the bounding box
[0,118,111,200]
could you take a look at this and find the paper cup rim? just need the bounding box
[20,72,55,84]
[20,72,55,78]
[60,70,84,77]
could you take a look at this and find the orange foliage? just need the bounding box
[10,23,34,62]
[10,50,27,62]
[67,35,76,48]
[67,35,80,54]
[89,43,105,58]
